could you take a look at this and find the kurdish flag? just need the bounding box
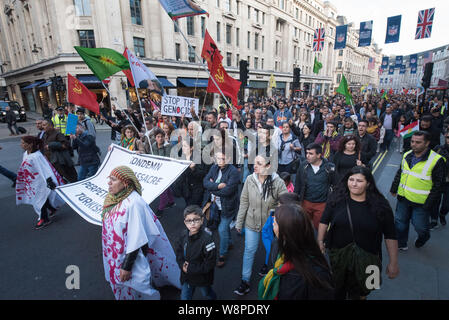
[381,91,389,101]
[400,121,419,139]
[313,57,323,74]
[336,74,353,105]
[74,47,130,81]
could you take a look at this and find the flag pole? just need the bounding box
[101,81,140,133]
[174,20,236,111]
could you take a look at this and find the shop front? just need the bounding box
[177,78,213,107]
[272,81,286,97]
[20,81,45,112]
[249,80,268,98]
[77,75,110,111]
[36,80,51,108]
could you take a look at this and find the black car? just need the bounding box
[0,101,27,122]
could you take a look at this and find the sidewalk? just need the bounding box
[0,111,110,141]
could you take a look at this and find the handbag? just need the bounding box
[327,202,382,297]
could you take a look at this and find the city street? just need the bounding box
[1,128,449,300]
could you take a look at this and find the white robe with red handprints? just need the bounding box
[102,191,181,300]
[16,150,65,219]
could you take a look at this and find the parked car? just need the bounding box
[0,101,27,122]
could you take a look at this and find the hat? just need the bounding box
[76,107,85,114]
[56,106,64,111]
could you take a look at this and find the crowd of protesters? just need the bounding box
[3,90,449,300]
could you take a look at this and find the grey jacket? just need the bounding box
[236,173,287,232]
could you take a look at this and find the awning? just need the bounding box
[157,77,176,88]
[38,81,52,88]
[21,81,44,90]
[177,78,209,88]
[77,75,102,84]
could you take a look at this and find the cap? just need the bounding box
[76,107,86,114]
[56,106,64,111]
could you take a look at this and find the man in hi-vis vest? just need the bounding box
[391,131,446,250]
[51,106,68,136]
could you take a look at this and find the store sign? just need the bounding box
[161,95,199,118]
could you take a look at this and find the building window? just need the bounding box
[254,57,258,69]
[337,74,342,83]
[78,30,95,48]
[236,28,240,47]
[187,16,195,36]
[262,12,265,24]
[225,0,231,12]
[262,36,264,52]
[339,50,343,56]
[247,32,251,49]
[247,5,251,19]
[201,17,206,38]
[226,25,232,44]
[261,58,264,69]
[175,43,181,61]
[227,52,232,66]
[254,33,259,50]
[130,0,142,25]
[279,0,285,10]
[275,40,280,56]
[236,54,240,66]
[188,46,196,63]
[133,37,145,57]
[295,8,299,19]
[254,9,259,23]
[74,0,91,16]
[247,56,251,68]
[216,0,220,7]
[174,22,179,33]
[216,22,221,42]
[236,1,240,15]
[337,61,342,69]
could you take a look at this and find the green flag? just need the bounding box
[381,91,389,101]
[313,57,322,74]
[74,46,130,81]
[336,74,353,105]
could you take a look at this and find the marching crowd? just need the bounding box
[2,91,449,300]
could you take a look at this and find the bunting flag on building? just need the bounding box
[415,8,435,40]
[400,65,406,74]
[313,28,325,52]
[74,46,130,81]
[368,57,375,70]
[313,57,323,74]
[158,0,208,20]
[269,74,276,88]
[336,74,353,105]
[385,15,402,44]
[381,57,389,70]
[334,25,348,50]
[409,54,418,67]
[201,29,223,69]
[389,66,395,75]
[67,73,100,115]
[207,51,241,106]
[395,56,403,68]
[411,65,417,74]
[359,21,373,47]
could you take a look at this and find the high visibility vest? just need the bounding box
[441,105,446,116]
[52,115,68,135]
[398,150,442,204]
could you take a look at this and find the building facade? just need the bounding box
[0,0,381,113]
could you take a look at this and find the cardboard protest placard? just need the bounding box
[55,144,191,226]
[65,114,79,135]
[161,95,199,118]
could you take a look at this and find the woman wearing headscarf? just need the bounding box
[102,166,181,300]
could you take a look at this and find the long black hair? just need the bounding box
[328,166,392,222]
[275,204,333,290]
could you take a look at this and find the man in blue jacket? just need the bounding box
[70,124,100,181]
[203,151,240,268]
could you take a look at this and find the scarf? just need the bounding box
[102,166,142,220]
[121,137,136,151]
[258,255,295,300]
[323,131,338,159]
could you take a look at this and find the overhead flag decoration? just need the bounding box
[158,0,208,20]
[359,21,373,47]
[74,46,130,81]
[409,54,418,67]
[395,56,403,68]
[389,66,395,75]
[381,57,389,70]
[334,25,348,50]
[313,28,325,52]
[269,74,276,88]
[400,65,406,74]
[411,65,417,74]
[415,8,435,40]
[313,57,323,74]
[336,74,353,105]
[385,15,402,44]
[368,57,376,70]
[67,73,100,115]
[201,29,223,69]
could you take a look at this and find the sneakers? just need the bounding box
[35,219,52,230]
[415,237,428,249]
[440,214,447,226]
[398,246,408,251]
[48,209,57,218]
[430,220,439,230]
[234,281,250,296]
[216,256,225,268]
[258,264,269,277]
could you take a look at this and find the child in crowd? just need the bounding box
[279,172,294,193]
[175,205,217,300]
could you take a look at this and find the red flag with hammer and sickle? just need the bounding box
[67,73,100,114]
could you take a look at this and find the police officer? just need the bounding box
[390,131,446,250]
[52,106,68,136]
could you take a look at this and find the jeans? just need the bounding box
[180,283,217,300]
[218,214,233,257]
[78,164,99,181]
[381,129,394,151]
[7,123,19,135]
[242,158,250,183]
[395,198,430,247]
[242,228,261,283]
[0,164,17,181]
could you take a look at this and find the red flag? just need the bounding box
[67,74,100,114]
[201,30,223,69]
[122,49,135,87]
[389,88,394,95]
[207,52,241,106]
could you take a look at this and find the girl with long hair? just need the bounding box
[317,166,399,300]
[331,135,364,183]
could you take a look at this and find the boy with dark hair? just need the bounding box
[175,205,217,300]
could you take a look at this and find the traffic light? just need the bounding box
[293,67,301,89]
[239,60,249,88]
[422,62,434,89]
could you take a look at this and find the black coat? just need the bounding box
[5,110,16,125]
[357,133,377,164]
[72,133,100,166]
[294,159,337,202]
[175,228,216,287]
[173,161,210,206]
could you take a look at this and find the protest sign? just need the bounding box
[65,114,78,136]
[161,95,199,118]
[55,144,191,226]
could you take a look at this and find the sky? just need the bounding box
[328,0,449,56]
